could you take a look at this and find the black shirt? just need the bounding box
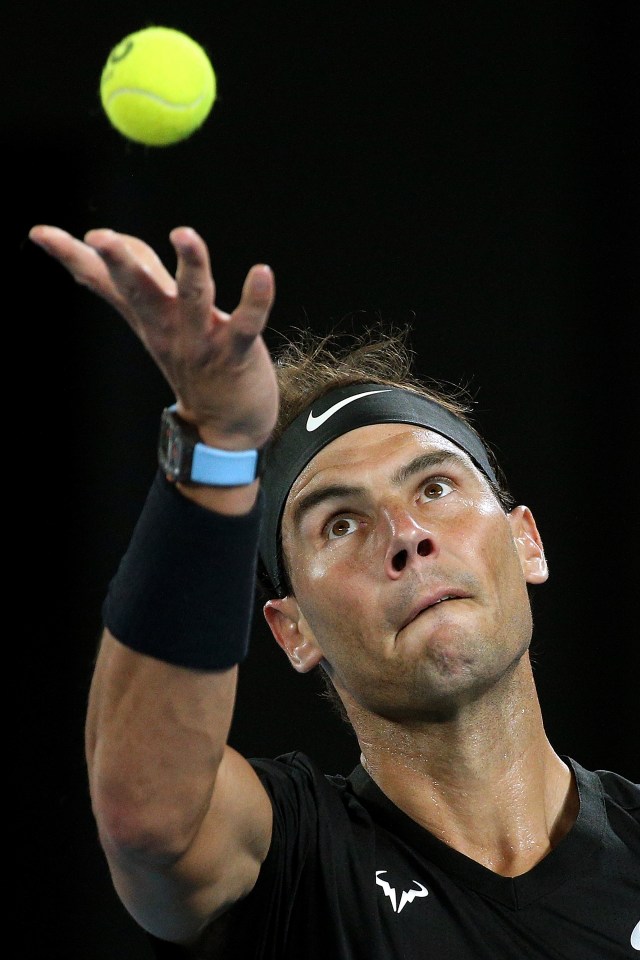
[150,752,640,958]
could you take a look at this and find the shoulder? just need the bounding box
[569,758,640,856]
[593,768,640,813]
[248,751,353,812]
[568,756,639,807]
[250,749,348,780]
[246,751,372,854]
[577,761,640,820]
[593,767,640,846]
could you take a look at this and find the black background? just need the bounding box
[9,2,638,957]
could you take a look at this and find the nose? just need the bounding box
[381,503,437,579]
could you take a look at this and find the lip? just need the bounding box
[398,589,471,631]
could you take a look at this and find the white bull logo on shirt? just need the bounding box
[376,870,429,914]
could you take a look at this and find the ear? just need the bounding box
[508,505,548,584]
[263,596,325,674]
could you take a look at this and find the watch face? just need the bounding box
[162,425,183,472]
[158,409,196,480]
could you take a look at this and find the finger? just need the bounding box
[170,227,217,325]
[84,229,176,321]
[29,225,118,302]
[230,264,275,343]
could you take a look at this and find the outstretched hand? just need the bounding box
[29,225,278,450]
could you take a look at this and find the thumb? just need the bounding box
[231,264,276,340]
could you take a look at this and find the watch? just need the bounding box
[158,405,267,486]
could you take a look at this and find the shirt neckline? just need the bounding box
[347,756,605,908]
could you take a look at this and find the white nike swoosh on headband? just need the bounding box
[306,389,392,431]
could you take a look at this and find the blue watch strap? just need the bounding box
[191,444,260,485]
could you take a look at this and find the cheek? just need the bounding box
[288,547,374,648]
[296,555,367,625]
[479,521,531,614]
[305,550,335,584]
[287,532,368,592]
[286,540,328,594]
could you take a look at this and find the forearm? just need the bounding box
[86,630,238,862]
[86,472,264,862]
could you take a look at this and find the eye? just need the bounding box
[418,478,454,502]
[326,516,358,540]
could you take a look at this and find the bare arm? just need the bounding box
[85,632,272,942]
[30,224,278,943]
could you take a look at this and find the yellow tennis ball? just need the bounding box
[100,26,217,146]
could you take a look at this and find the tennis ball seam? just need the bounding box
[103,89,211,110]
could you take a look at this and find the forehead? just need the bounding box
[286,422,478,505]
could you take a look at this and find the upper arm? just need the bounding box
[104,745,274,945]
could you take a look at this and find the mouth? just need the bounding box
[399,591,470,631]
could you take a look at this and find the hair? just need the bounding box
[256,321,515,724]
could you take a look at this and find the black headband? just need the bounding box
[259,382,497,595]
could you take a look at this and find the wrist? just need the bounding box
[102,469,263,671]
[159,405,269,487]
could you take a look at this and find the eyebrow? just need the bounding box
[391,450,472,485]
[290,450,473,532]
[291,483,364,532]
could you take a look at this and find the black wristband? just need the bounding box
[102,469,263,670]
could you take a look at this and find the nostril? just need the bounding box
[392,549,408,572]
[417,539,432,557]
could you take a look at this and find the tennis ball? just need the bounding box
[100,26,216,146]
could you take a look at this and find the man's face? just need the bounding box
[270,423,547,721]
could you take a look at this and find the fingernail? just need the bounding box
[252,265,272,292]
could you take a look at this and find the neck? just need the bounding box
[348,659,578,876]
